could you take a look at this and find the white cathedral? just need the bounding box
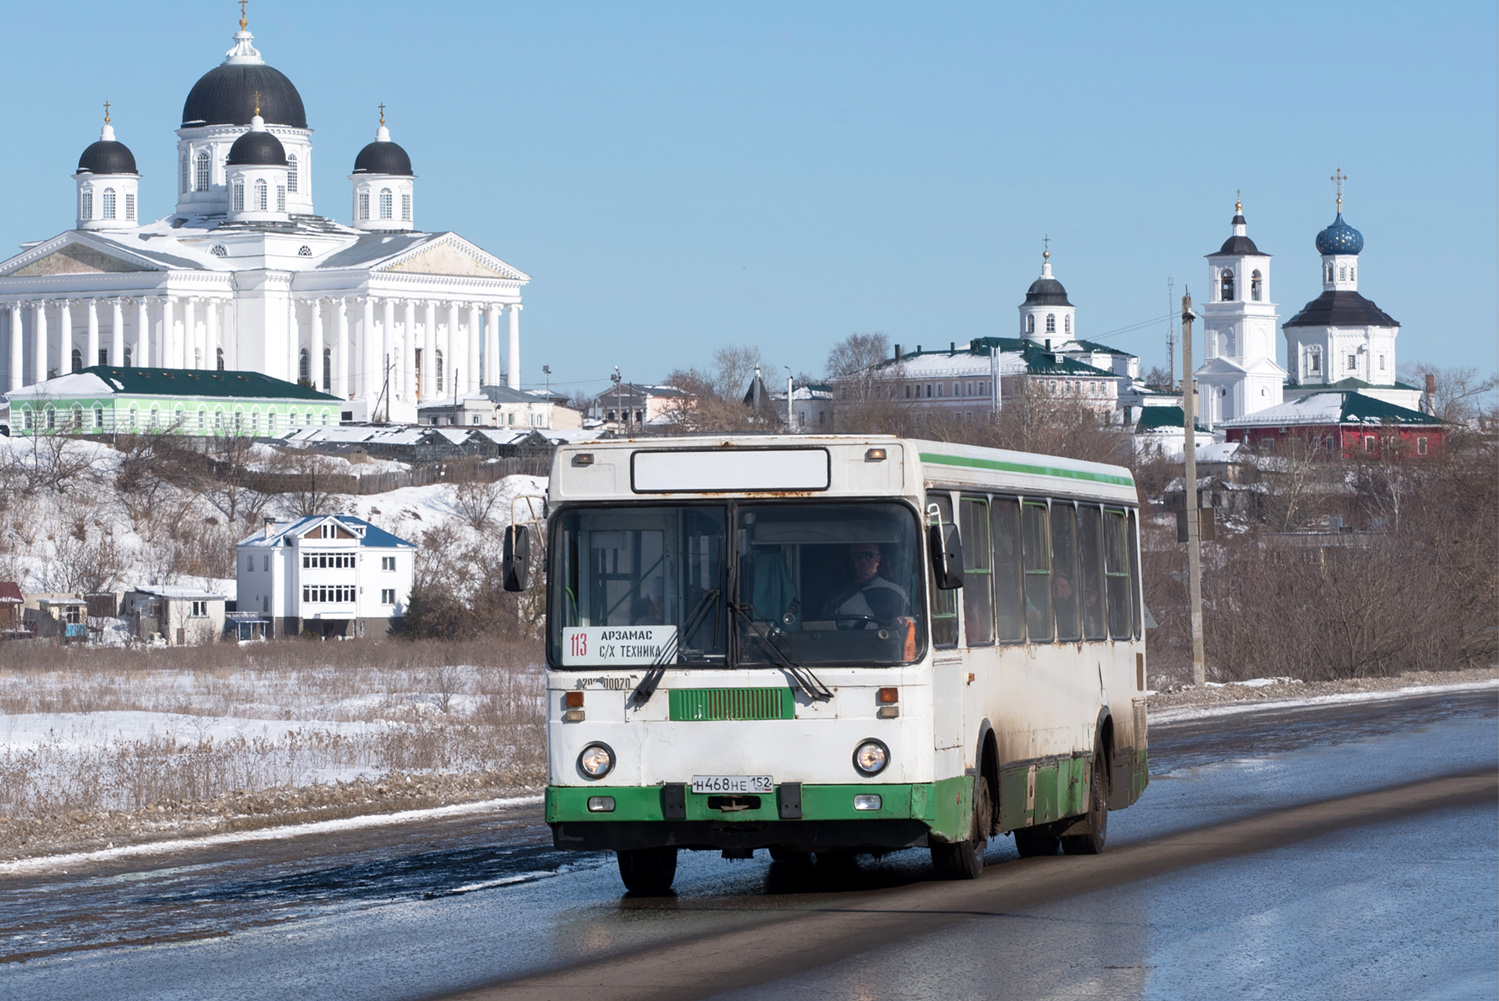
[1194,184,1417,429]
[0,11,529,422]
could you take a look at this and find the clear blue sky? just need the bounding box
[2,1,1494,396]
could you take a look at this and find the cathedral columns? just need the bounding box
[423,300,437,401]
[334,297,350,398]
[361,296,377,398]
[402,299,416,402]
[33,302,48,383]
[467,302,481,393]
[135,298,150,368]
[382,297,396,397]
[59,300,74,372]
[483,304,500,388]
[444,302,460,396]
[111,299,125,366]
[161,296,177,369]
[309,299,324,391]
[507,304,521,390]
[86,299,100,370]
[8,303,22,391]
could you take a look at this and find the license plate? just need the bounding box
[691,774,773,795]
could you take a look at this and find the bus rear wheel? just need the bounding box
[1061,750,1109,856]
[617,846,678,894]
[931,771,990,879]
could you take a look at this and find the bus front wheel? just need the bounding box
[617,846,678,894]
[1061,750,1109,856]
[931,771,990,879]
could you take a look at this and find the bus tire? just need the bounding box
[1061,750,1109,856]
[931,771,990,879]
[616,846,678,894]
[1013,826,1060,857]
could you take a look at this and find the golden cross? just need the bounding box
[1042,234,1050,260]
[239,0,248,29]
[253,90,261,117]
[1331,167,1347,212]
[103,100,111,124]
[1236,188,1242,212]
[379,102,386,126]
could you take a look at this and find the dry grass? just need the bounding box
[0,637,545,849]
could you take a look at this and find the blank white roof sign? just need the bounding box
[632,448,830,493]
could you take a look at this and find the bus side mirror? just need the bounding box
[502,524,531,592]
[928,521,964,590]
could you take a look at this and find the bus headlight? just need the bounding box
[578,742,615,779]
[852,739,889,776]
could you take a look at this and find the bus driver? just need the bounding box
[823,543,909,626]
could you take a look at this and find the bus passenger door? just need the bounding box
[927,493,965,770]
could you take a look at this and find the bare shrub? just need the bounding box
[451,476,504,530]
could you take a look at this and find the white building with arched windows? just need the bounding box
[1194,200,1286,428]
[0,12,529,426]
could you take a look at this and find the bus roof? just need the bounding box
[549,435,1136,505]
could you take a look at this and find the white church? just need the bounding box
[0,10,529,423]
[1194,182,1419,429]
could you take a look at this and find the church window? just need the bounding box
[1416,436,1428,456]
[287,154,298,193]
[1347,353,1356,371]
[322,348,331,389]
[1045,314,1056,333]
[1339,265,1346,281]
[1379,354,1385,371]
[1308,348,1320,374]
[217,347,224,371]
[46,407,57,430]
[379,188,393,219]
[1220,268,1234,301]
[277,186,286,212]
[80,189,93,220]
[1251,269,1262,301]
[299,349,309,384]
[232,183,245,211]
[71,348,82,372]
[1025,315,1035,334]
[435,349,444,390]
[358,191,370,220]
[195,150,211,192]
[1350,266,1355,282]
[102,188,116,219]
[255,179,268,211]
[1363,435,1376,454]
[124,347,132,366]
[98,348,107,366]
[402,193,412,221]
[210,244,228,257]
[125,193,135,220]
[180,154,190,194]
[93,406,104,428]
[1064,315,1072,334]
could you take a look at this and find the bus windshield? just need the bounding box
[548,501,925,668]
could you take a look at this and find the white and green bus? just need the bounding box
[506,435,1148,893]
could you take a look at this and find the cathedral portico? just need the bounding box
[0,9,529,421]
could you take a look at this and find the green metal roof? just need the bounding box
[1289,376,1421,392]
[1335,392,1444,426]
[1135,405,1209,434]
[80,366,339,402]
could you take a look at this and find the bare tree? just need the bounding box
[662,344,784,433]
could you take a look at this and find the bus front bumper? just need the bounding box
[546,779,969,853]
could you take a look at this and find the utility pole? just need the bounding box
[988,343,1001,418]
[542,364,551,397]
[1181,290,1206,688]
[611,366,622,435]
[784,366,793,431]
[1165,277,1176,386]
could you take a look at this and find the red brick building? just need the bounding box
[1218,391,1446,459]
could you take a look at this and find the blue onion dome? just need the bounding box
[1316,213,1364,255]
[77,138,137,175]
[227,125,287,166]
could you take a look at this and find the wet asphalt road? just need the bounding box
[1,689,1494,1000]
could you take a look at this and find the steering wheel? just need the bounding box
[829,614,879,629]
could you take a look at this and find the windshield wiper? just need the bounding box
[630,585,721,707]
[730,600,834,703]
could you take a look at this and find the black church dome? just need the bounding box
[182,63,307,129]
[226,129,288,166]
[353,140,414,177]
[77,140,137,175]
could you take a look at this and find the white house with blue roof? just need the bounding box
[236,514,416,639]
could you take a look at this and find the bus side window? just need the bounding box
[1129,508,1143,639]
[1104,508,1132,639]
[1077,505,1107,641]
[990,497,1025,642]
[928,493,959,647]
[1021,500,1052,642]
[1051,500,1080,642]
[960,497,993,646]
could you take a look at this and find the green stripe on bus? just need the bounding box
[668,687,795,721]
[919,452,1134,487]
[548,782,948,824]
